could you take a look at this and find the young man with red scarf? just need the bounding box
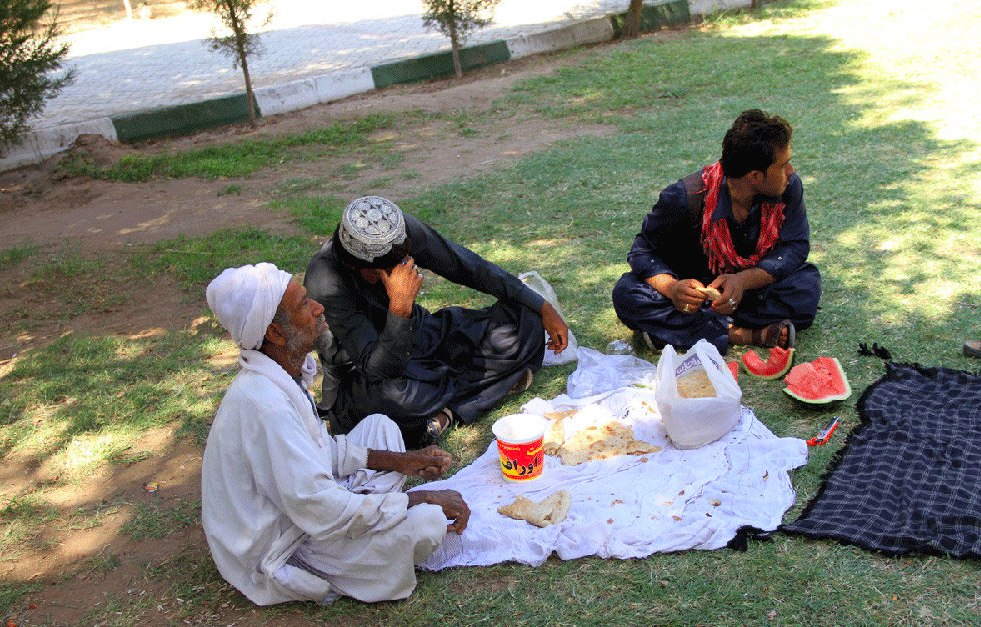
[612,109,821,355]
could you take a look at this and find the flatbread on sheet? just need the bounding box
[498,489,572,527]
[676,369,716,398]
[543,418,565,456]
[543,409,578,421]
[551,420,661,466]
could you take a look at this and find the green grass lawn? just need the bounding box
[2,0,981,624]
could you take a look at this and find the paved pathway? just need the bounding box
[42,0,631,130]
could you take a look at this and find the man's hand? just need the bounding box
[380,256,422,319]
[540,301,569,354]
[708,269,774,315]
[397,446,452,480]
[407,489,471,534]
[708,274,744,315]
[367,447,452,481]
[666,278,709,314]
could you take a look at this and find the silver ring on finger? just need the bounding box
[728,298,737,307]
[684,304,693,313]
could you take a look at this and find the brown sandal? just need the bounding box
[752,320,796,349]
[424,408,455,445]
[507,368,534,396]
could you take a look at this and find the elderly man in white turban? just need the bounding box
[305,197,570,447]
[201,262,470,606]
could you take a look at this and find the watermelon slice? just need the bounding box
[783,357,852,404]
[741,346,795,380]
[727,360,739,382]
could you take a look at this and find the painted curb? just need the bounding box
[689,0,752,16]
[0,117,117,172]
[111,93,260,144]
[255,67,375,117]
[507,17,614,59]
[610,0,691,38]
[371,40,511,89]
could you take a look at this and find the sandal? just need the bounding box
[752,319,796,349]
[507,368,534,396]
[964,340,981,358]
[424,408,455,445]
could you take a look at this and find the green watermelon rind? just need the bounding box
[741,346,795,380]
[782,357,852,404]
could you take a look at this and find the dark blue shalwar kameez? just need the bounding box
[304,215,546,445]
[612,172,821,355]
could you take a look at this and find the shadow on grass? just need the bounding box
[0,329,225,463]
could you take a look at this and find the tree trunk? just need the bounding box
[228,8,257,126]
[448,17,462,78]
[123,0,133,20]
[240,48,257,127]
[623,0,644,39]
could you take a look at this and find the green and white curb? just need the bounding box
[254,67,376,117]
[1,117,118,171]
[1,0,750,171]
[507,17,615,59]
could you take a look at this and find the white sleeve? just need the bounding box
[248,398,409,543]
[326,432,370,479]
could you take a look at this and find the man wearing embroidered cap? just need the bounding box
[612,109,821,355]
[201,262,469,606]
[305,196,569,446]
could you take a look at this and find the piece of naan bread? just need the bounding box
[676,369,716,398]
[696,286,723,301]
[543,418,565,456]
[554,421,661,466]
[498,489,572,527]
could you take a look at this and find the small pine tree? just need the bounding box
[0,0,74,153]
[422,0,501,79]
[191,0,270,127]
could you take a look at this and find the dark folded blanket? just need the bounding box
[782,362,981,558]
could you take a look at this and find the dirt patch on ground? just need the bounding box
[0,40,620,627]
[0,250,203,362]
[0,53,608,253]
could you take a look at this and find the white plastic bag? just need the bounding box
[519,271,578,366]
[655,339,741,449]
[566,347,656,399]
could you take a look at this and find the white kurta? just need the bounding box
[201,350,447,605]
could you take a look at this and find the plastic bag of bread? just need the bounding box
[655,339,741,449]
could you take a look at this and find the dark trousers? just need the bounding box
[611,263,821,355]
[333,300,545,446]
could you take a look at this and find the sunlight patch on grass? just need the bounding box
[0,331,228,476]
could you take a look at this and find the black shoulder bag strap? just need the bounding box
[681,170,706,229]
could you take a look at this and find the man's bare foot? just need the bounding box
[730,320,795,349]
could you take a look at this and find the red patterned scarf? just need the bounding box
[700,161,785,274]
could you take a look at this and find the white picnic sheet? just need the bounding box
[417,348,808,570]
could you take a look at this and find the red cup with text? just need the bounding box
[492,414,546,482]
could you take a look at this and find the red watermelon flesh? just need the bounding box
[741,346,794,380]
[727,360,739,382]
[783,357,851,403]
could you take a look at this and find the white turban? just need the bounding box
[206,263,293,350]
